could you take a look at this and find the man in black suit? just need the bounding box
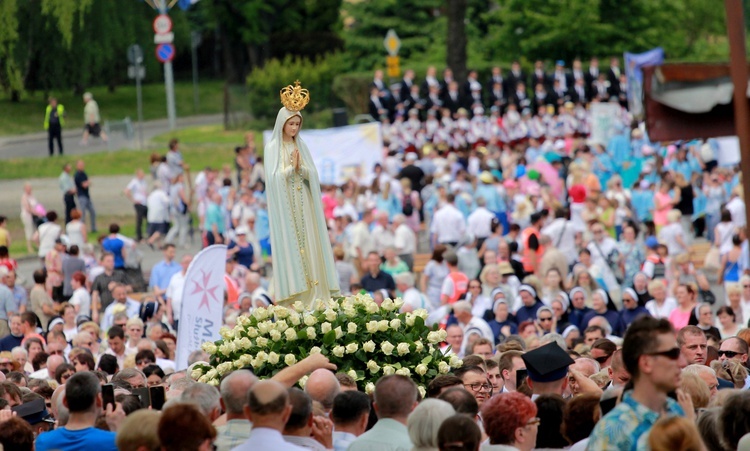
[592,73,610,101]
[570,77,588,105]
[571,58,585,87]
[405,84,426,117]
[442,81,463,116]
[440,68,455,98]
[463,70,482,98]
[615,73,629,108]
[422,66,440,97]
[550,79,567,111]
[506,61,526,94]
[551,60,572,94]
[368,87,389,121]
[371,69,389,98]
[488,81,507,113]
[530,60,549,90]
[425,84,443,114]
[488,66,505,93]
[387,84,406,122]
[607,57,621,87]
[400,69,416,104]
[584,57,601,95]
[511,81,531,109]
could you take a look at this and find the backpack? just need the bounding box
[403,194,414,216]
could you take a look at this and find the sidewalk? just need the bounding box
[0,113,223,160]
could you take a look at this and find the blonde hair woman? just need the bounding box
[658,209,688,256]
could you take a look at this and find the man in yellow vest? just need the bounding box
[44,97,65,156]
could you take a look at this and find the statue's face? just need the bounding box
[284,116,301,138]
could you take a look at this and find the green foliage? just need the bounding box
[246,53,342,120]
[192,296,461,393]
[40,0,93,48]
[332,73,371,116]
[0,0,22,95]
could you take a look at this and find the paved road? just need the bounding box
[0,114,223,160]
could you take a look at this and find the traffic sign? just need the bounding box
[127,44,143,65]
[128,65,146,80]
[154,32,174,44]
[153,14,172,34]
[155,43,175,63]
[386,55,401,78]
[384,29,401,56]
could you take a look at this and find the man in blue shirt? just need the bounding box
[101,224,126,270]
[588,316,686,450]
[149,244,181,301]
[35,372,125,451]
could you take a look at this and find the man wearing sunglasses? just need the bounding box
[718,337,750,389]
[589,317,687,450]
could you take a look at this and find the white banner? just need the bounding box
[263,122,383,186]
[589,103,622,146]
[716,136,741,167]
[175,244,227,370]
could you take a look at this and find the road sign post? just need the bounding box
[154,1,176,130]
[384,29,402,80]
[127,44,145,150]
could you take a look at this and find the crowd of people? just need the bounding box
[0,58,748,450]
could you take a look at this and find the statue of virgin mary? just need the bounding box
[264,82,340,307]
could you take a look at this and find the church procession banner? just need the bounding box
[263,122,384,186]
[175,244,227,370]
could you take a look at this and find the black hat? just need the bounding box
[521,342,574,383]
[14,398,55,426]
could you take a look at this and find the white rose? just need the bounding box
[334,327,344,339]
[238,337,252,350]
[247,327,259,338]
[208,378,219,387]
[321,322,332,334]
[393,298,404,310]
[267,352,280,365]
[367,360,381,373]
[275,320,288,332]
[365,302,379,314]
[418,386,426,398]
[255,352,268,365]
[347,369,357,380]
[366,321,379,334]
[438,361,450,374]
[240,354,253,366]
[397,342,410,356]
[201,342,217,355]
[347,322,358,334]
[344,307,357,317]
[389,318,402,330]
[256,337,269,348]
[298,375,309,388]
[426,331,442,344]
[378,320,389,332]
[449,355,463,368]
[285,328,298,341]
[252,308,268,320]
[219,326,233,340]
[275,306,290,319]
[293,301,306,313]
[257,321,270,335]
[438,329,448,341]
[205,369,218,380]
[414,309,429,319]
[405,314,416,326]
[365,382,375,394]
[304,314,317,326]
[218,343,232,356]
[269,330,282,342]
[289,313,301,326]
[306,327,317,339]
[190,369,202,380]
[363,341,376,352]
[383,365,395,376]
[233,359,243,369]
[346,343,358,354]
[414,341,424,352]
[310,346,322,355]
[395,367,410,377]
[381,298,395,311]
[285,354,297,366]
[332,346,345,358]
[324,309,338,322]
[314,299,326,311]
[381,341,395,356]
[415,364,428,376]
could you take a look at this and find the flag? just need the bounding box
[624,48,665,118]
[175,244,226,370]
[178,0,201,10]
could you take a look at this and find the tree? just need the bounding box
[446,0,468,83]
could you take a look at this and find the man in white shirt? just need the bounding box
[101,284,141,333]
[727,186,746,229]
[395,272,428,312]
[166,254,192,329]
[371,211,395,256]
[124,168,149,242]
[431,193,466,247]
[349,210,375,272]
[467,196,495,246]
[233,380,307,451]
[231,190,256,229]
[392,214,417,270]
[146,181,171,246]
[541,208,583,266]
[453,301,494,355]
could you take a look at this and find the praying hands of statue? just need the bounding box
[293,148,301,172]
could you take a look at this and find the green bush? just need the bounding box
[246,53,343,120]
[332,72,372,117]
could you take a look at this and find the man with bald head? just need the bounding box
[304,369,340,414]
[233,380,306,450]
[718,336,750,388]
[215,370,258,451]
[244,272,272,308]
[568,358,600,396]
[30,353,65,380]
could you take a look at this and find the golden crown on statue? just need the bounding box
[280,80,310,112]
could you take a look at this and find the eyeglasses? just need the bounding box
[593,355,611,364]
[646,347,681,360]
[718,350,746,358]
[525,417,541,427]
[538,317,553,322]
[464,383,492,393]
[469,285,481,289]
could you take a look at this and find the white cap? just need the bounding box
[235,226,249,235]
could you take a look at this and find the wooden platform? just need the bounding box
[690,240,712,271]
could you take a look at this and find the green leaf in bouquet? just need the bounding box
[354,349,367,362]
[414,316,425,329]
[323,330,336,346]
[297,329,308,340]
[421,356,433,365]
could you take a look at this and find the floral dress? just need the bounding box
[618,240,645,287]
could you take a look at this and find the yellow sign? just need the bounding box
[386,56,400,78]
[383,29,401,56]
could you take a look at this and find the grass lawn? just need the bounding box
[151,124,250,146]
[0,145,235,180]
[0,80,225,136]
